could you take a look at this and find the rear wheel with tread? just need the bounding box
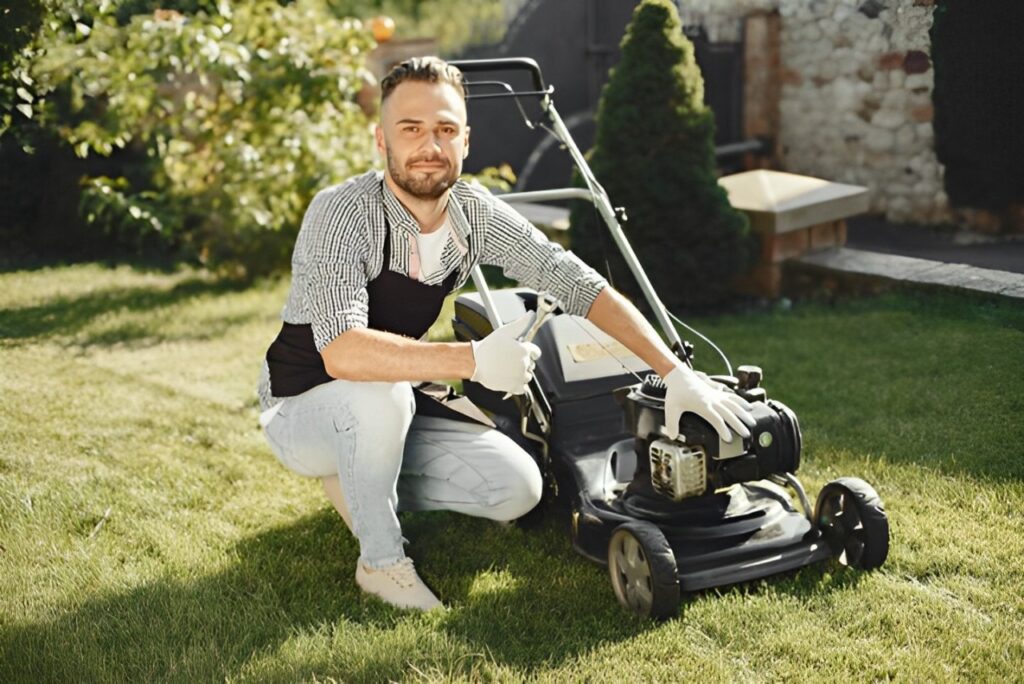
[814,477,889,570]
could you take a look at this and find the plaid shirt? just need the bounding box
[258,170,608,409]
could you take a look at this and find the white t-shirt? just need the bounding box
[414,217,451,282]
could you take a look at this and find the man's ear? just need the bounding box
[462,125,471,159]
[375,124,386,157]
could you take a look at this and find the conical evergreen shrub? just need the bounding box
[568,0,755,312]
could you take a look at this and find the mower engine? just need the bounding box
[619,369,802,503]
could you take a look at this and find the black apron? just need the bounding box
[265,222,473,422]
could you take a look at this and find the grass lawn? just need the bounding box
[1,263,1022,682]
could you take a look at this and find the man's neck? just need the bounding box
[384,173,449,233]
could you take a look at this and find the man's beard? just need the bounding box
[386,148,458,200]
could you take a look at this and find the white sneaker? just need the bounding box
[355,557,443,611]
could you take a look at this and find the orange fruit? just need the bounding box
[371,16,395,42]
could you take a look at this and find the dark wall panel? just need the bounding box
[457,0,744,190]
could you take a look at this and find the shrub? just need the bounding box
[568,0,755,312]
[1,1,212,258]
[30,0,376,275]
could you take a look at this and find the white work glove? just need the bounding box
[470,314,542,396]
[663,366,756,443]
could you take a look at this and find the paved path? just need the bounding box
[795,247,1024,300]
[510,204,1024,300]
[846,216,1024,275]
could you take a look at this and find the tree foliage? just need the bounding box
[0,0,44,141]
[22,0,376,274]
[568,0,754,311]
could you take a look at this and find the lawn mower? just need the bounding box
[447,58,889,619]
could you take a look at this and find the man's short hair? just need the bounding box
[380,56,465,103]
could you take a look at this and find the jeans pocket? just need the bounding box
[264,397,363,478]
[332,411,358,433]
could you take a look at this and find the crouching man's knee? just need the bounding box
[489,456,543,522]
[341,380,415,437]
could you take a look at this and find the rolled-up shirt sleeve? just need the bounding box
[480,196,608,317]
[300,189,372,351]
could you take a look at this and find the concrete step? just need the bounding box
[788,247,1024,300]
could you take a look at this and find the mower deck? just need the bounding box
[560,446,833,592]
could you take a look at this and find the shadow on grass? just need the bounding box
[0,248,202,276]
[0,505,858,681]
[1,510,380,681]
[0,277,252,346]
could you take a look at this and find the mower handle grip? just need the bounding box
[447,58,548,94]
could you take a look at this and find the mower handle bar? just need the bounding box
[447,58,547,95]
[455,56,685,353]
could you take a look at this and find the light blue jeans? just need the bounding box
[261,379,543,568]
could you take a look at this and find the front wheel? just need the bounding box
[607,521,680,620]
[814,477,889,570]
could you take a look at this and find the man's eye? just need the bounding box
[404,126,419,134]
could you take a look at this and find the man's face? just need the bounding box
[376,80,470,201]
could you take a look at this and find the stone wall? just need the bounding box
[684,0,947,224]
[778,0,945,223]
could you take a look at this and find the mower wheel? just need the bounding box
[814,477,889,570]
[607,521,680,620]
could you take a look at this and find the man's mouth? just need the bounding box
[408,158,448,171]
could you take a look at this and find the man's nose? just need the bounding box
[421,131,444,152]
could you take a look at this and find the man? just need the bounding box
[258,57,754,611]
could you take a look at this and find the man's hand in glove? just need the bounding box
[470,314,542,396]
[663,366,756,443]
